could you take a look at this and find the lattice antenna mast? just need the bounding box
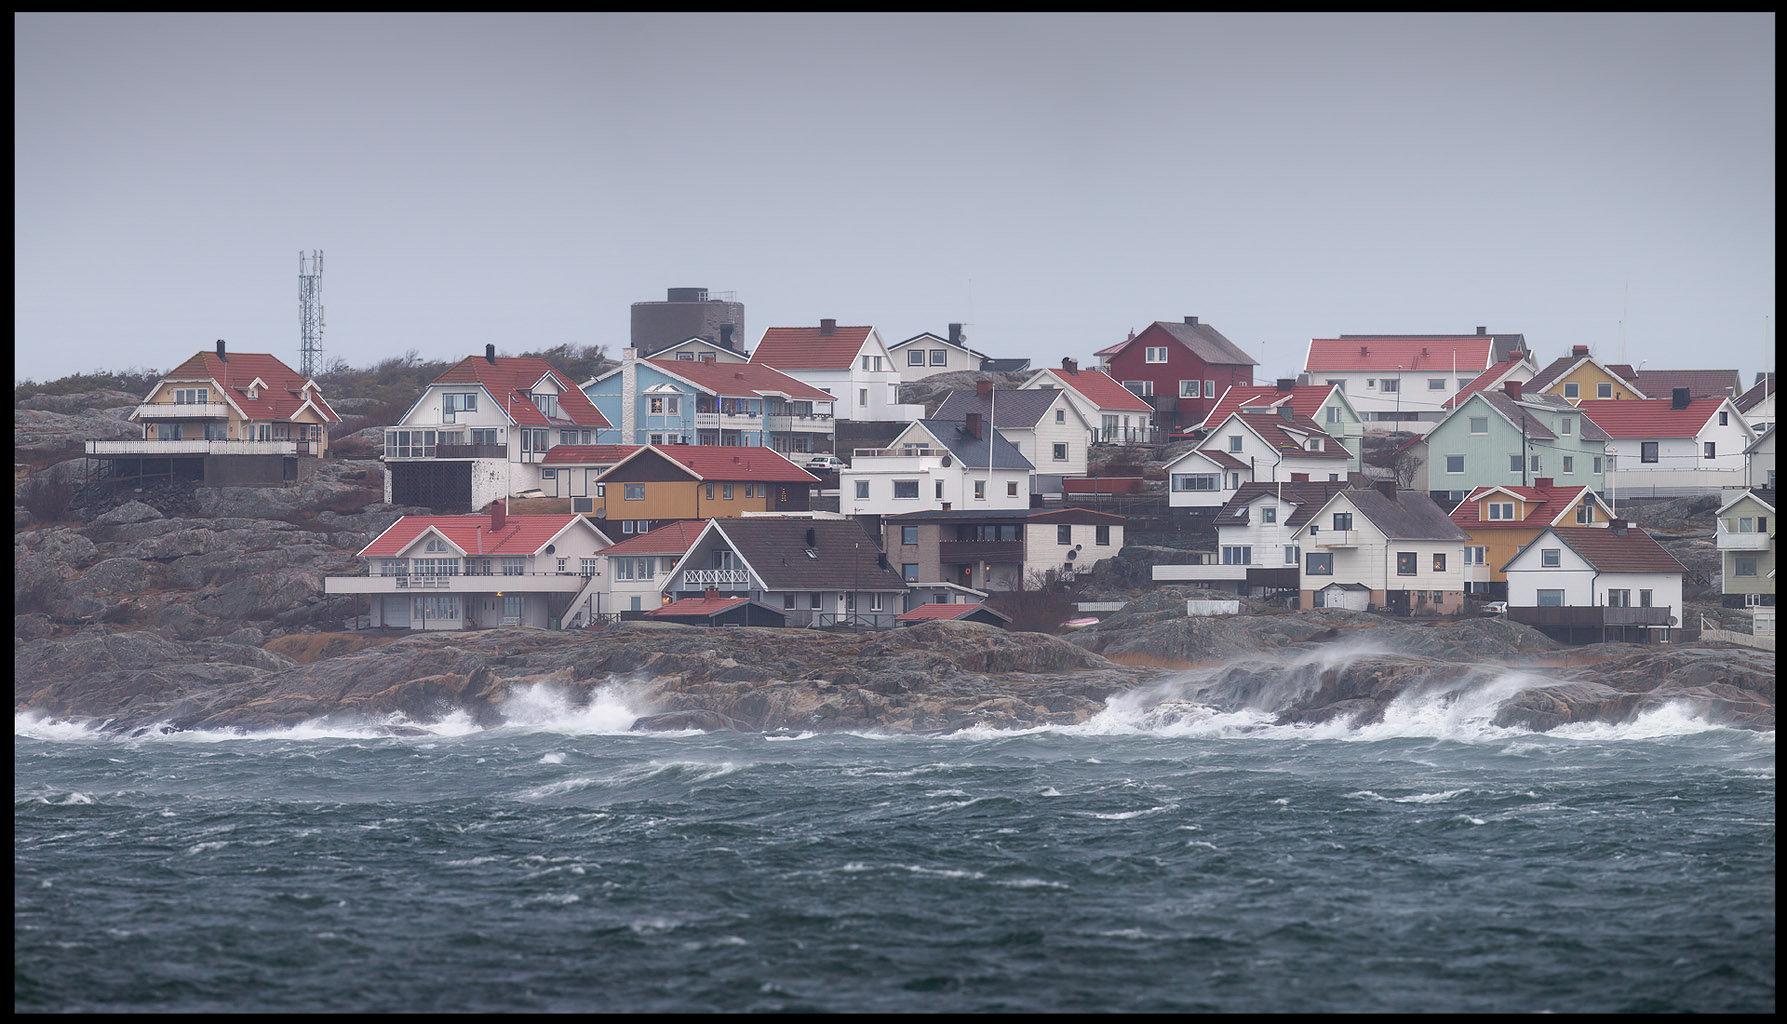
[298,250,326,377]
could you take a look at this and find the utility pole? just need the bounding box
[298,250,325,378]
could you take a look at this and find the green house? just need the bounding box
[1410,386,1611,508]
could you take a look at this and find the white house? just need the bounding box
[840,417,1034,516]
[887,324,1027,382]
[1165,448,1251,510]
[654,336,751,364]
[1291,484,1472,614]
[749,320,926,422]
[1301,329,1528,433]
[1736,373,1775,434]
[323,506,613,630]
[1020,358,1157,444]
[382,345,613,511]
[1164,410,1351,510]
[1152,481,1353,594]
[1577,392,1758,497]
[1502,522,1685,642]
[1200,380,1366,475]
[598,520,705,614]
[933,383,1092,482]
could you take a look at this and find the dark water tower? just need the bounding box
[629,287,747,358]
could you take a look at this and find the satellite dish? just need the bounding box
[595,508,607,519]
[941,455,952,467]
[1667,615,1678,626]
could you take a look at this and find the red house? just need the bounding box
[1094,316,1258,433]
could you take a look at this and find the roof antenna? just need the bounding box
[1619,275,1628,365]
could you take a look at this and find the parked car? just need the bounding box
[804,454,847,472]
[1481,601,1509,616]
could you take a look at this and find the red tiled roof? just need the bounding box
[1444,353,1530,409]
[598,520,706,557]
[1205,411,1349,459]
[1202,384,1336,428]
[647,595,751,618]
[358,513,591,558]
[1575,398,1726,438]
[647,358,835,401]
[603,445,819,483]
[160,351,341,423]
[1039,366,1155,412]
[1305,337,1494,374]
[430,355,611,429]
[1539,525,1687,575]
[895,602,1009,623]
[749,325,875,370]
[1449,483,1600,528]
[541,444,642,466]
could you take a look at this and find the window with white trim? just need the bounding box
[1145,346,1169,363]
[1180,380,1199,398]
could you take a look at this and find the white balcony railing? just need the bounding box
[324,572,590,595]
[682,568,749,586]
[86,439,314,457]
[1311,530,1360,548]
[1715,525,1771,551]
[134,403,231,420]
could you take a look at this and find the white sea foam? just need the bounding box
[1546,701,1743,741]
[496,681,654,735]
[1089,805,1174,820]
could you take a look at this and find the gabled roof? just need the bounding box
[708,517,909,592]
[1736,373,1775,413]
[358,513,604,558]
[158,350,342,423]
[1205,411,1350,459]
[1215,481,1353,528]
[646,595,767,620]
[1744,425,1774,454]
[598,519,706,557]
[1444,352,1535,409]
[1103,319,1256,366]
[541,444,643,466]
[896,602,1011,624]
[1028,366,1155,412]
[1629,369,1742,400]
[1716,488,1775,517]
[1304,336,1495,374]
[889,330,992,360]
[1511,525,1686,575]
[597,445,819,484]
[1449,483,1608,529]
[429,355,611,428]
[880,506,1126,524]
[1163,446,1249,472]
[912,419,1034,471]
[1526,353,1645,396]
[1201,383,1344,429]
[1575,397,1738,438]
[646,358,835,402]
[1307,488,1471,541]
[749,325,876,370]
[933,388,1067,430]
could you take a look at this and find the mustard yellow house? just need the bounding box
[1526,344,1645,406]
[590,445,818,538]
[1447,478,1615,599]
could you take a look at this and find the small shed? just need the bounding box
[894,602,1012,628]
[646,596,787,628]
[1313,582,1371,611]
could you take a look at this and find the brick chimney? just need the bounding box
[965,411,983,439]
[1571,344,1589,358]
[977,379,993,397]
[1534,477,1553,490]
[485,343,497,364]
[1610,518,1628,536]
[215,339,227,361]
[705,586,719,601]
[1671,387,1691,409]
[489,501,506,532]
[819,318,836,336]
[1061,357,1077,374]
[1504,380,1523,400]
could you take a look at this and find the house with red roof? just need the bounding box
[894,602,1011,628]
[1502,521,1685,643]
[1301,327,1525,433]
[1093,316,1257,433]
[748,320,926,422]
[1576,391,1757,496]
[1199,379,1365,474]
[583,349,839,454]
[84,340,341,487]
[323,504,614,630]
[590,444,818,537]
[1447,479,1616,599]
[381,345,612,511]
[599,520,707,614]
[1443,349,1539,410]
[1019,358,1158,444]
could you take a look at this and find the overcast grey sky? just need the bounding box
[14,13,1776,387]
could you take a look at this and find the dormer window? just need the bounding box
[532,393,559,419]
[1306,438,1322,451]
[1487,501,1516,521]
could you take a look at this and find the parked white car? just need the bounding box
[804,454,847,472]
[1481,601,1509,616]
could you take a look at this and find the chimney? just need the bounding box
[819,318,836,336]
[1476,326,1488,335]
[965,411,983,438]
[489,501,506,532]
[1610,518,1628,536]
[1061,357,1078,374]
[215,339,227,360]
[1504,380,1523,400]
[1359,345,1370,357]
[1376,480,1398,500]
[948,323,962,345]
[705,586,719,601]
[977,379,993,397]
[1534,477,1553,490]
[1184,316,1199,326]
[1671,387,1691,409]
[720,323,734,349]
[1276,378,1295,392]
[1572,344,1589,358]
[485,344,497,364]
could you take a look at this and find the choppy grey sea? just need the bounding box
[15,679,1775,1013]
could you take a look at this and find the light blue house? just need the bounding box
[582,350,838,454]
[1408,382,1612,508]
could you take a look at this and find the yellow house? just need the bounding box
[1449,478,1614,598]
[591,445,818,538]
[1528,345,1646,406]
